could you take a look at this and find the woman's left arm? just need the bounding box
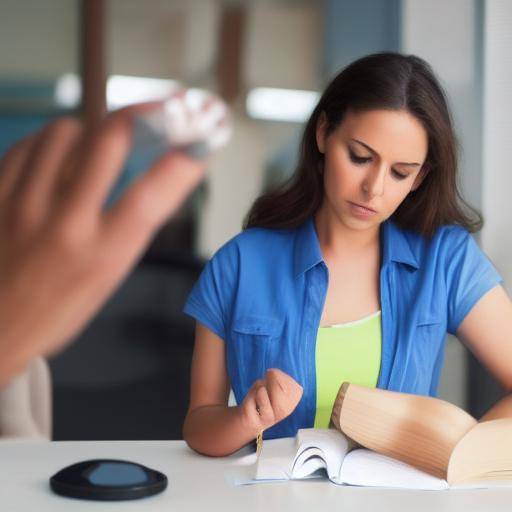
[456,284,512,421]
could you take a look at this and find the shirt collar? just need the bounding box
[293,218,324,277]
[381,218,420,270]
[293,217,420,278]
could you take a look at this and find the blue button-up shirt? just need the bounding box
[184,218,502,439]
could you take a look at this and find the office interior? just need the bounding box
[0,0,510,441]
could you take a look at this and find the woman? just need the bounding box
[182,53,512,456]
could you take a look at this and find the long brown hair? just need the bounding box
[243,52,482,238]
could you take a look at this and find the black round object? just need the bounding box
[49,459,168,501]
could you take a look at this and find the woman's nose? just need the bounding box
[362,165,386,198]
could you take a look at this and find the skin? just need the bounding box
[0,102,207,389]
[184,108,512,457]
[315,109,429,326]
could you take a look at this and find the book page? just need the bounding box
[448,418,512,487]
[334,383,476,479]
[339,448,449,490]
[255,429,350,482]
[254,437,297,481]
[451,478,512,490]
[292,447,328,479]
[295,428,349,481]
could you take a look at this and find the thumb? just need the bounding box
[265,368,303,421]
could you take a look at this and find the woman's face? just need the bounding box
[316,108,429,231]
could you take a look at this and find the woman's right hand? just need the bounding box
[237,368,303,435]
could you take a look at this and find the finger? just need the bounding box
[266,369,303,422]
[0,132,39,206]
[99,151,206,259]
[64,102,163,218]
[265,379,287,421]
[250,378,266,415]
[15,118,83,222]
[251,379,266,392]
[53,125,90,198]
[200,97,228,131]
[242,379,265,417]
[266,368,303,400]
[241,390,264,432]
[255,385,276,428]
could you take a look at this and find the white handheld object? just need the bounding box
[107,88,232,206]
[135,88,232,158]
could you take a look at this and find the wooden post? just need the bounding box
[217,4,246,104]
[81,0,106,130]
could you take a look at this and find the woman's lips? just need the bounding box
[348,201,378,217]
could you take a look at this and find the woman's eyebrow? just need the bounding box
[351,138,421,167]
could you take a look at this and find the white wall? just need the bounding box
[109,0,220,84]
[481,0,512,293]
[244,1,321,90]
[401,0,482,408]
[401,0,482,210]
[0,0,78,78]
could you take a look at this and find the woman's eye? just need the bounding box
[391,169,408,180]
[349,150,371,164]
[349,148,409,180]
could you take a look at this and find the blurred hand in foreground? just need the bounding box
[0,102,210,388]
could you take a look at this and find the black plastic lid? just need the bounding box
[50,459,168,501]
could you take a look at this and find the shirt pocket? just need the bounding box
[413,316,443,378]
[231,316,283,392]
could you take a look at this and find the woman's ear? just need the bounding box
[316,112,327,154]
[411,164,429,192]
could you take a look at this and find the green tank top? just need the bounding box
[314,311,382,428]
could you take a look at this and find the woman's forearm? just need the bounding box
[479,392,512,422]
[183,405,258,457]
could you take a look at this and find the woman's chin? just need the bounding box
[339,210,380,231]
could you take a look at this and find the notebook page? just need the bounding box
[339,449,449,490]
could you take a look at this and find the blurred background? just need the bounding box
[0,0,510,440]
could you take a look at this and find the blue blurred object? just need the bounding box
[0,114,56,157]
[105,114,209,207]
[87,462,148,486]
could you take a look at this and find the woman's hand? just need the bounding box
[237,368,303,436]
[183,328,303,456]
[0,103,207,388]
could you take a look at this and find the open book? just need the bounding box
[330,383,512,487]
[255,428,454,490]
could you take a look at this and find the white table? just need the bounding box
[1,440,512,511]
